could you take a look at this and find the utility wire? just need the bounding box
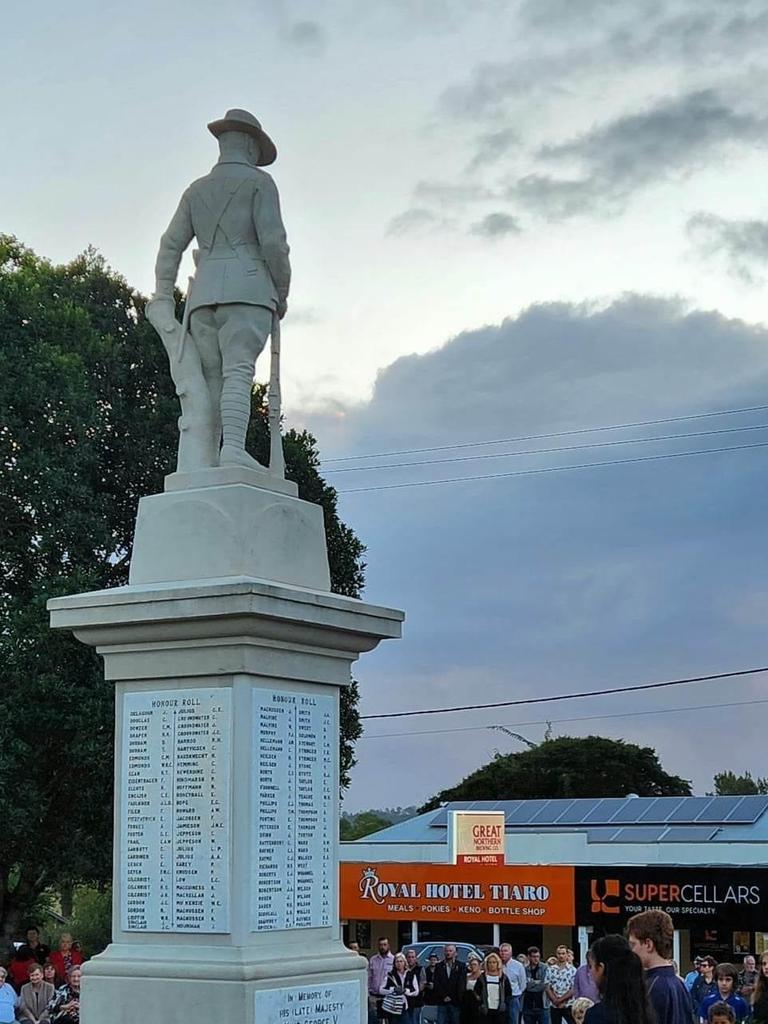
[360,695,768,740]
[322,403,768,464]
[326,422,768,474]
[359,665,768,720]
[339,439,768,493]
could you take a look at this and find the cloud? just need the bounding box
[467,127,519,171]
[509,91,768,218]
[413,181,497,205]
[469,212,521,238]
[304,296,768,808]
[385,207,454,237]
[283,20,327,53]
[687,212,768,284]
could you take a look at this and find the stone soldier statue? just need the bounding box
[147,109,291,472]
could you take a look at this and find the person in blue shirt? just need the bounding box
[699,965,750,1024]
[686,959,704,991]
[0,966,20,1024]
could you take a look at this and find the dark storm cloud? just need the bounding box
[510,91,768,218]
[304,297,768,806]
[687,212,768,284]
[469,212,521,238]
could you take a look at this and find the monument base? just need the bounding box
[129,466,330,591]
[79,941,366,1022]
[48,576,403,1024]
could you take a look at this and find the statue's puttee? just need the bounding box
[147,109,291,474]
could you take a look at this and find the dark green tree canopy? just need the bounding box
[420,735,691,811]
[712,770,768,795]
[0,236,367,940]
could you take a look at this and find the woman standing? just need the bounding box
[584,935,654,1024]
[751,952,768,1024]
[475,953,513,1023]
[460,952,484,1024]
[380,952,419,1022]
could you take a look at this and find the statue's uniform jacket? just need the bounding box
[155,159,291,313]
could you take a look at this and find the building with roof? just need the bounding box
[340,795,768,965]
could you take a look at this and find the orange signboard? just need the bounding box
[340,862,575,925]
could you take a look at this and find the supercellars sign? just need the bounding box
[576,867,768,927]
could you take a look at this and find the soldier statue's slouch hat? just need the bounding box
[207,108,277,166]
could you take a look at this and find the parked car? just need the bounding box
[400,941,490,966]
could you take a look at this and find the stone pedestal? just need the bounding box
[49,472,403,1024]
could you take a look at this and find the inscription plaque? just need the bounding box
[254,980,360,1024]
[121,688,231,933]
[251,688,334,931]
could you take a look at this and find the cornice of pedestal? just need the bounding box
[48,576,404,682]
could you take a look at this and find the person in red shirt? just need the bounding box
[49,934,84,987]
[8,949,36,993]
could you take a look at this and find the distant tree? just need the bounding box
[340,812,393,841]
[712,770,768,795]
[420,736,691,811]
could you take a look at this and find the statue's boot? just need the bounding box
[219,442,268,471]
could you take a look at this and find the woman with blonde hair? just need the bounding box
[475,952,513,1023]
[380,952,419,1022]
[461,952,484,1024]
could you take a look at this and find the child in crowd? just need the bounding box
[572,997,595,1024]
[708,1003,736,1024]
[699,965,750,1024]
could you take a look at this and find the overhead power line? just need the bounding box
[322,403,768,464]
[326,422,768,474]
[359,665,768,720]
[360,695,768,740]
[338,439,768,493]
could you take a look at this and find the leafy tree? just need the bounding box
[0,237,366,940]
[420,736,691,811]
[340,812,393,841]
[712,770,768,795]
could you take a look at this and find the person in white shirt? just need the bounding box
[500,944,528,1024]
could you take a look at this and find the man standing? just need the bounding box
[150,108,291,471]
[627,909,692,1024]
[546,945,576,1024]
[423,953,441,1023]
[368,937,394,1024]
[686,958,704,991]
[18,927,50,966]
[738,955,757,1001]
[523,947,550,1024]
[500,943,528,1024]
[433,943,466,1024]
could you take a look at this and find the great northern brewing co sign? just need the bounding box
[450,810,506,866]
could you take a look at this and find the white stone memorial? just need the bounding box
[49,109,403,1024]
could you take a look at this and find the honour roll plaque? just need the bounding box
[121,688,232,933]
[251,688,334,931]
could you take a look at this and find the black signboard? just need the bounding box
[576,867,768,929]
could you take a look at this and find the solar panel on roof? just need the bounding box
[504,800,550,824]
[694,796,743,823]
[661,826,720,842]
[528,800,578,824]
[665,797,712,823]
[609,826,668,843]
[634,797,686,823]
[724,795,768,823]
[429,802,474,827]
[609,799,658,824]
[556,800,602,824]
[580,798,628,824]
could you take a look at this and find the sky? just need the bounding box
[4,0,768,811]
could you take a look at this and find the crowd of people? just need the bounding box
[364,910,768,1024]
[0,929,85,1023]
